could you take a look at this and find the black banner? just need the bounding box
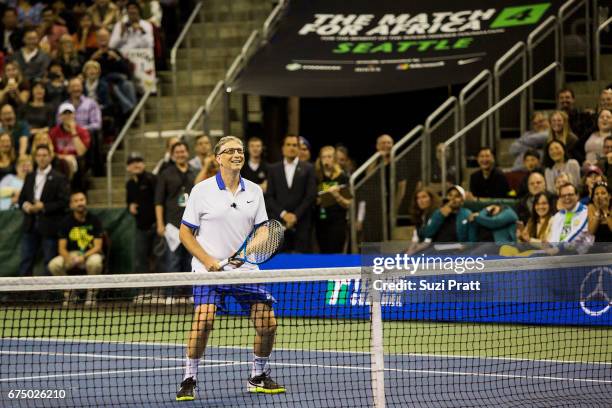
[233,0,562,97]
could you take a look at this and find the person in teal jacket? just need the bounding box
[470,204,518,243]
[421,185,478,242]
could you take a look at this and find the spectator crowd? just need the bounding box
[412,86,612,247]
[121,84,612,307]
[0,0,167,194]
[0,1,609,305]
[3,87,612,288]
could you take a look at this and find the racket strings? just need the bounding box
[244,221,284,263]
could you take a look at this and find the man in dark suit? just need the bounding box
[18,144,69,276]
[0,8,24,56]
[265,135,317,253]
[468,147,510,199]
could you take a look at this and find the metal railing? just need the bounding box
[558,0,592,79]
[225,30,261,88]
[493,42,527,141]
[183,0,287,138]
[106,88,155,206]
[458,69,493,181]
[349,152,382,253]
[170,1,203,120]
[201,80,226,135]
[186,105,206,133]
[441,62,561,193]
[595,15,612,80]
[527,15,561,111]
[263,0,286,38]
[423,97,458,185]
[389,125,424,230]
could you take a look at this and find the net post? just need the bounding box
[367,269,386,408]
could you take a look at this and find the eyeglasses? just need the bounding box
[559,193,576,199]
[218,148,244,155]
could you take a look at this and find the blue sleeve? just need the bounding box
[509,131,547,156]
[509,139,527,156]
[99,80,111,109]
[420,210,444,239]
[475,207,518,229]
[468,221,479,242]
[525,132,548,148]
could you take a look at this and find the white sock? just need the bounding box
[184,357,200,380]
[251,354,269,377]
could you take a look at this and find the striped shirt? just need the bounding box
[56,95,102,133]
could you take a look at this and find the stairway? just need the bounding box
[494,54,612,172]
[570,55,612,110]
[88,0,274,207]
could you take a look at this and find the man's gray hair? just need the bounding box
[214,136,243,155]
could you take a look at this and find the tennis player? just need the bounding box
[176,136,285,401]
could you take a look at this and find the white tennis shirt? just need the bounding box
[181,172,268,272]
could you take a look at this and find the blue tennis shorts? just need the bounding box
[193,284,276,312]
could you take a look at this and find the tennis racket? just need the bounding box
[218,219,285,270]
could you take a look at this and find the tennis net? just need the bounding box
[0,254,611,407]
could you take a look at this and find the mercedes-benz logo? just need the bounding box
[580,266,612,317]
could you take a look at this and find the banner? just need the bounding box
[253,254,612,326]
[233,0,562,97]
[123,48,157,93]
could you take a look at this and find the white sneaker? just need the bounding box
[165,297,175,306]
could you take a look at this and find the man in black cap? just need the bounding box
[125,152,159,302]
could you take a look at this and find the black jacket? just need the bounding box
[0,27,24,54]
[469,167,510,199]
[126,171,157,230]
[265,160,317,224]
[18,168,69,237]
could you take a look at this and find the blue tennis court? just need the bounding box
[1,338,610,407]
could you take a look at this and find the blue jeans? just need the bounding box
[106,73,137,113]
[18,232,57,277]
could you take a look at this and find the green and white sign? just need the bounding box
[233,0,561,97]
